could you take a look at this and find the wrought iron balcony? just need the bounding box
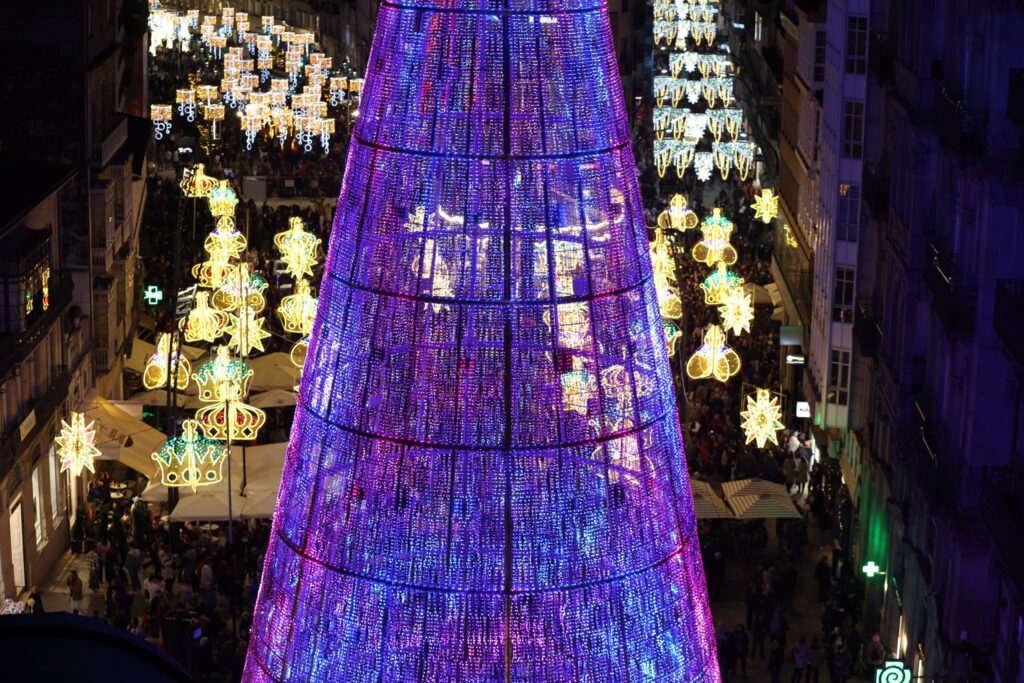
[994,280,1024,369]
[911,396,959,510]
[982,466,1024,607]
[924,241,977,333]
[0,365,70,484]
[934,82,988,157]
[853,304,881,357]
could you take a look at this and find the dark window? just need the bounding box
[832,267,855,322]
[843,100,864,158]
[846,16,868,74]
[829,349,851,405]
[837,184,860,242]
[814,30,826,82]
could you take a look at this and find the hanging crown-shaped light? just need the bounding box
[151,419,228,493]
[180,163,217,198]
[192,345,254,403]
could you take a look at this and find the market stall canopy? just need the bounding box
[168,492,246,522]
[248,353,302,391]
[249,389,298,408]
[688,479,734,519]
[720,478,801,519]
[127,389,205,408]
[82,394,167,479]
[241,490,279,519]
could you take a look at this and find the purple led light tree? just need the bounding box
[244,1,720,680]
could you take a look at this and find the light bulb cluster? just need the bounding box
[651,0,758,180]
[148,2,363,153]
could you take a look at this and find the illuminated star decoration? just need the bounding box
[274,217,322,279]
[55,412,102,477]
[751,188,779,224]
[225,307,271,356]
[180,291,228,342]
[718,286,755,336]
[686,325,741,383]
[656,194,699,232]
[691,208,738,266]
[740,388,785,448]
[151,419,228,493]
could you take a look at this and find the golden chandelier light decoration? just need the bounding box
[718,286,755,336]
[273,217,321,279]
[691,209,738,266]
[151,419,228,493]
[143,333,191,390]
[180,290,228,342]
[686,325,741,383]
[656,194,699,232]
[740,388,785,448]
[752,188,779,224]
[277,278,319,335]
[55,412,102,477]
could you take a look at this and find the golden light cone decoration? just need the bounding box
[700,261,744,306]
[718,286,755,336]
[686,325,741,383]
[212,263,267,313]
[55,412,102,477]
[180,290,228,342]
[656,194,699,232]
[143,333,191,390]
[692,208,738,266]
[277,278,318,335]
[225,306,271,356]
[180,164,217,198]
[273,217,321,279]
[151,419,228,493]
[752,188,779,224]
[740,388,785,448]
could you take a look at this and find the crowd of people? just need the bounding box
[56,470,272,682]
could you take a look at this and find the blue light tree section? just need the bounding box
[243,1,720,680]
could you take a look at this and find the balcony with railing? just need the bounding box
[911,395,960,511]
[994,280,1024,369]
[863,163,890,219]
[869,32,895,86]
[924,241,977,334]
[0,365,70,483]
[934,82,988,157]
[982,466,1024,616]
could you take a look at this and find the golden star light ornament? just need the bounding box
[718,286,755,336]
[740,388,785,448]
[686,325,741,383]
[225,307,271,356]
[55,412,102,477]
[752,188,779,224]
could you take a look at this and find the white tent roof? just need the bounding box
[168,492,247,522]
[139,441,287,502]
[82,395,168,478]
[249,353,302,391]
[720,478,801,519]
[126,389,205,408]
[720,478,790,500]
[241,490,279,519]
[249,389,298,408]
[688,479,734,519]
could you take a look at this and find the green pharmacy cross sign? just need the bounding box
[863,560,884,578]
[143,285,164,306]
[875,660,911,683]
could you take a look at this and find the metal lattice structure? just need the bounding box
[243,1,720,680]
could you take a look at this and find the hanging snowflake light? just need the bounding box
[55,412,102,477]
[718,286,755,336]
[752,188,779,224]
[225,306,271,356]
[740,388,785,448]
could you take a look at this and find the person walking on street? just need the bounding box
[768,638,785,683]
[832,643,852,683]
[790,636,807,683]
[815,555,832,603]
[732,623,749,679]
[27,585,44,613]
[752,609,769,659]
[804,637,824,683]
[67,570,84,614]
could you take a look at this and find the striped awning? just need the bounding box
[688,479,734,519]
[720,478,801,519]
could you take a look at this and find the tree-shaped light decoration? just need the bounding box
[151,419,228,493]
[686,325,742,383]
[700,260,744,305]
[143,332,191,390]
[55,412,102,477]
[276,278,318,335]
[692,208,738,266]
[719,286,755,336]
[656,194,699,232]
[180,290,228,342]
[180,164,217,199]
[212,263,267,313]
[740,388,785,448]
[225,306,271,356]
[752,188,779,224]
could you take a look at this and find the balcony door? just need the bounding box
[8,498,25,590]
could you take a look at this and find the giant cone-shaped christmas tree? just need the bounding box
[244,1,719,680]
